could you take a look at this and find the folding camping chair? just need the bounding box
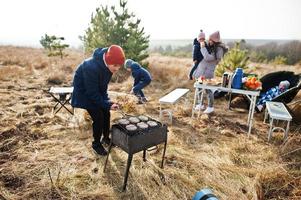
[229,71,301,111]
[49,87,74,115]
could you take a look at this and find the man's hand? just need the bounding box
[110,103,119,110]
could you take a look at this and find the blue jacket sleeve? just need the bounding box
[82,66,111,110]
[193,39,200,61]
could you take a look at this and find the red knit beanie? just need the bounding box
[104,45,125,65]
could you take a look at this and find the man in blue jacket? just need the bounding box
[124,59,152,104]
[71,45,125,156]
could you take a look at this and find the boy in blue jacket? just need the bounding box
[124,59,152,104]
[71,45,125,156]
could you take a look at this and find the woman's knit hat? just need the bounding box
[124,59,134,69]
[197,30,205,40]
[104,45,125,65]
[209,31,220,43]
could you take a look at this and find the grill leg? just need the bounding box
[160,140,167,169]
[103,143,113,173]
[123,153,133,191]
[143,150,146,162]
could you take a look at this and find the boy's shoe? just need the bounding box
[203,107,214,114]
[141,97,148,103]
[195,104,205,110]
[137,100,144,104]
[92,142,108,156]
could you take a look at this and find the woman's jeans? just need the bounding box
[201,89,214,107]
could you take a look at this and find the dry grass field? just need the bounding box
[0,46,301,199]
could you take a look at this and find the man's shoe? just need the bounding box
[92,143,108,156]
[203,107,214,114]
[101,137,111,146]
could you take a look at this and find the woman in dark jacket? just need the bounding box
[71,45,125,156]
[124,59,152,104]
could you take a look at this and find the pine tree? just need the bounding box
[81,0,149,64]
[40,34,69,59]
[215,42,249,77]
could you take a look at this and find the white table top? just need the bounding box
[266,101,292,121]
[159,88,189,104]
[49,87,74,94]
[194,82,260,96]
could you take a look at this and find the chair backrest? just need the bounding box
[260,71,299,94]
[272,85,300,103]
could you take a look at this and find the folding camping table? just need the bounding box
[192,82,260,137]
[49,87,74,115]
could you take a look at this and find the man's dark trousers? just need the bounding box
[87,108,110,144]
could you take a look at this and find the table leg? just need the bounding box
[247,95,253,125]
[285,120,290,140]
[268,118,274,141]
[247,95,256,137]
[192,88,198,118]
[54,102,59,110]
[228,92,232,110]
[264,107,268,123]
[54,99,74,115]
[198,89,204,118]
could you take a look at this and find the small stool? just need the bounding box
[49,87,74,115]
[264,101,292,141]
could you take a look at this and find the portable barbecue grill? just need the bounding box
[103,115,168,191]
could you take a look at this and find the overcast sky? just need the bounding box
[0,0,300,47]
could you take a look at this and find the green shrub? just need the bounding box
[40,34,69,59]
[215,42,249,77]
[271,55,288,65]
[81,0,149,65]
